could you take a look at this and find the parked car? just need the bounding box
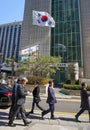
[0,83,12,109]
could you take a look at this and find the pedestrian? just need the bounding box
[41,80,57,119]
[27,81,44,115]
[75,82,90,122]
[8,77,31,127]
[8,78,21,119]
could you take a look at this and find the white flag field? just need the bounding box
[32,10,55,28]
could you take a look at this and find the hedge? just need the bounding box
[64,84,90,91]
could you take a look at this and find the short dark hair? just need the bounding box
[17,78,21,82]
[36,81,40,84]
[81,82,86,87]
[49,80,53,84]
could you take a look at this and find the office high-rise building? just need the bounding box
[0,21,22,63]
[20,0,51,56]
[21,0,90,79]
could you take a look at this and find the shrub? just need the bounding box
[87,85,90,91]
[75,80,80,85]
[64,84,81,90]
[64,84,90,91]
[65,79,71,84]
[27,76,50,85]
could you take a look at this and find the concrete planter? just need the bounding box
[60,88,80,96]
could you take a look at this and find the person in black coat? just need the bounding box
[8,77,31,127]
[8,78,21,119]
[75,82,90,122]
[27,81,44,115]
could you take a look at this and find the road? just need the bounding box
[25,97,85,114]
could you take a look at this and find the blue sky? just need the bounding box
[0,0,25,25]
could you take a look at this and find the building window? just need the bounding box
[51,0,81,66]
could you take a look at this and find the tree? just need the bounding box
[6,58,15,77]
[17,55,61,78]
[17,60,30,75]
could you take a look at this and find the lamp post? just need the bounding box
[58,44,66,54]
[55,43,66,56]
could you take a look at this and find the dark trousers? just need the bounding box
[43,104,55,118]
[9,102,20,119]
[9,104,28,125]
[76,108,90,121]
[31,101,44,112]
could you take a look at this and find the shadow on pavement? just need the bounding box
[79,121,89,123]
[27,114,42,120]
[0,111,9,126]
[0,111,8,120]
[59,117,76,122]
[0,121,7,126]
[0,111,8,116]
[59,117,90,123]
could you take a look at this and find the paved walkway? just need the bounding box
[0,109,90,130]
[0,88,89,130]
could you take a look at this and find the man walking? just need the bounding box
[75,82,90,122]
[41,80,57,119]
[8,78,21,119]
[8,77,31,127]
[27,81,44,115]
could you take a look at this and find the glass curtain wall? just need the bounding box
[51,0,82,66]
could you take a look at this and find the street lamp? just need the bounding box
[57,44,66,52]
[55,43,66,56]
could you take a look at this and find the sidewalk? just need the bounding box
[40,92,80,100]
[40,87,81,100]
[0,109,90,130]
[0,88,88,130]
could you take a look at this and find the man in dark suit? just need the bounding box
[75,82,90,122]
[8,77,31,127]
[27,81,44,115]
[8,78,21,119]
[41,80,57,119]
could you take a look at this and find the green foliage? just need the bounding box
[5,58,16,76]
[64,84,90,90]
[65,79,80,85]
[27,76,50,85]
[17,60,30,75]
[64,84,81,90]
[87,86,90,91]
[75,80,80,85]
[6,58,15,63]
[65,79,71,84]
[17,55,61,78]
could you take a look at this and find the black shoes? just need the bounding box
[26,111,34,116]
[24,121,32,126]
[75,115,80,122]
[41,113,55,120]
[29,111,34,114]
[51,116,55,119]
[75,115,78,121]
[8,121,32,127]
[41,112,44,119]
[16,116,21,119]
[8,123,16,127]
